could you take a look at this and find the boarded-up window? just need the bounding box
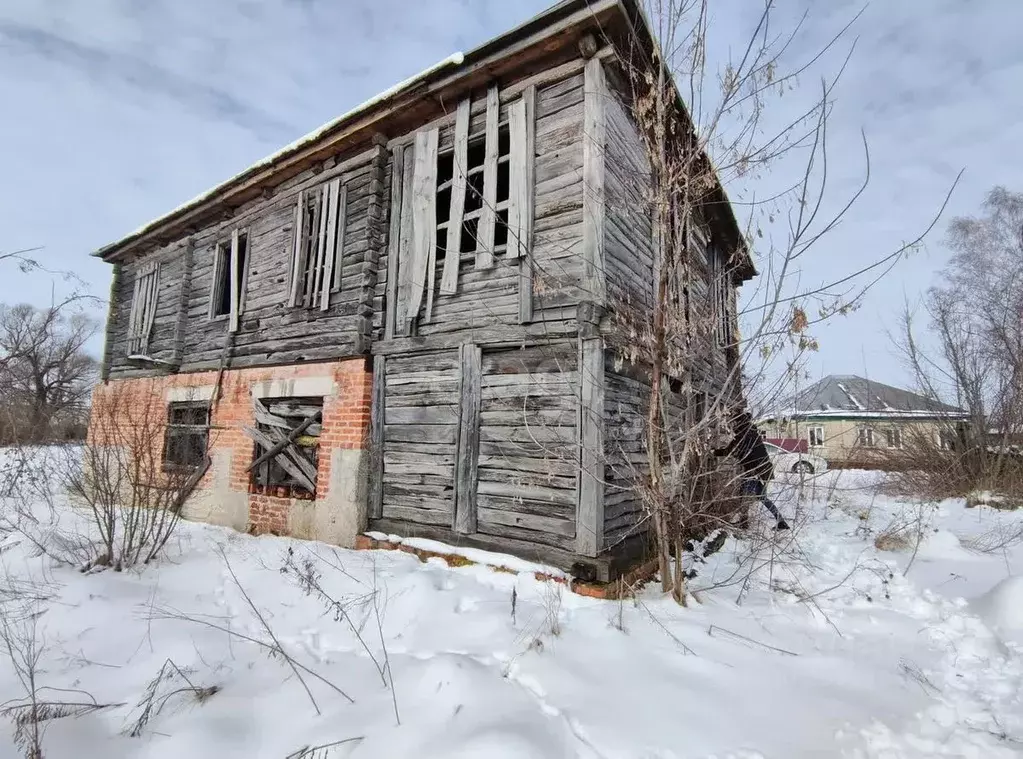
[127,260,160,355]
[164,402,209,469]
[249,397,323,498]
[289,178,346,311]
[398,85,534,332]
[710,242,734,348]
[210,229,248,332]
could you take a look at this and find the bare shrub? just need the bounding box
[125,659,219,738]
[0,595,119,758]
[59,380,210,571]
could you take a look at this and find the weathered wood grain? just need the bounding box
[453,342,481,534]
[475,85,500,270]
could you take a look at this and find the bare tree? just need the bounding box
[590,0,958,602]
[896,187,1023,499]
[0,303,98,444]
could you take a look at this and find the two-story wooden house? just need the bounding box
[91,0,754,583]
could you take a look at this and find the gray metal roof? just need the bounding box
[789,375,963,415]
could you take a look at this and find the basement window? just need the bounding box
[164,402,209,469]
[210,229,248,331]
[249,397,323,498]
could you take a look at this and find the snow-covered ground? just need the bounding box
[1,469,1022,758]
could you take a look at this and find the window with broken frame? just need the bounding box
[247,396,323,498]
[394,84,535,334]
[210,229,248,332]
[127,260,161,355]
[289,177,347,311]
[163,402,209,470]
[710,240,735,348]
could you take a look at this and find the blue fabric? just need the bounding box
[739,478,783,522]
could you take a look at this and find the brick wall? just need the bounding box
[88,358,372,538]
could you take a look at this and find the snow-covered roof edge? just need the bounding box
[759,408,970,422]
[93,52,465,259]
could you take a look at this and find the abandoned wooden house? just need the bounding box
[90,0,754,583]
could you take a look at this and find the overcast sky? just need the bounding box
[1,0,1020,388]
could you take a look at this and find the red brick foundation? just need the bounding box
[89,359,372,539]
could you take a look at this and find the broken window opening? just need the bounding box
[436,122,512,265]
[249,396,323,498]
[211,231,248,330]
[289,179,346,310]
[164,402,209,470]
[127,260,161,355]
[709,238,734,348]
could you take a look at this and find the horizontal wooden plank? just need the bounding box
[478,506,574,537]
[478,519,575,551]
[477,480,575,506]
[385,406,460,425]
[384,425,457,444]
[477,454,579,478]
[381,504,451,526]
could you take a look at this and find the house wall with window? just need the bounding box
[89,0,754,581]
[103,146,386,378]
[761,416,953,468]
[90,358,371,543]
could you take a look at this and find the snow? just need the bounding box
[2,469,1023,757]
[101,52,465,255]
[365,532,568,578]
[837,382,866,411]
[973,576,1023,646]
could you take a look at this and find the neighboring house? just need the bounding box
[760,375,966,469]
[89,0,754,583]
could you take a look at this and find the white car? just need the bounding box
[764,441,828,475]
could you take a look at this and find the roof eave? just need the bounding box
[94,0,617,263]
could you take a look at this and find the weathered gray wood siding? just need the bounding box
[375,72,587,345]
[379,351,460,525]
[105,244,189,376]
[602,356,650,549]
[476,344,579,550]
[531,72,587,315]
[603,86,655,313]
[368,68,596,559]
[105,148,387,379]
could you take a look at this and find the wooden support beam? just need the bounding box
[453,342,482,535]
[576,335,605,556]
[582,56,607,307]
[369,355,386,519]
[384,146,405,339]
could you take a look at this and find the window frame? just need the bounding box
[885,427,902,449]
[209,228,249,331]
[808,425,825,448]
[163,401,210,471]
[289,178,346,310]
[250,396,324,498]
[857,426,875,448]
[709,237,735,349]
[126,260,161,356]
